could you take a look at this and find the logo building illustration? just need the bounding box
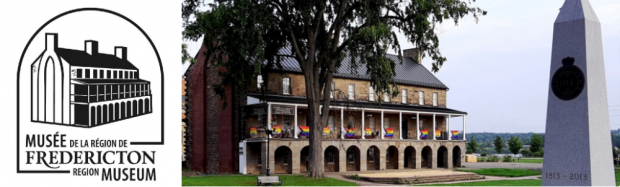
[31,33,152,127]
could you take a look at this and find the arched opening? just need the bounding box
[115,103,120,121]
[121,102,126,119]
[132,100,138,116]
[438,146,448,168]
[126,101,131,117]
[386,146,399,169]
[324,146,339,172]
[139,99,144,115]
[346,146,360,171]
[96,105,102,125]
[422,146,432,168]
[274,146,293,174]
[367,146,380,170]
[102,105,108,124]
[90,106,95,126]
[145,98,150,113]
[404,146,416,169]
[453,146,462,168]
[44,57,55,123]
[300,146,309,173]
[108,103,114,121]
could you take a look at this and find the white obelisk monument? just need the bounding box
[542,0,614,186]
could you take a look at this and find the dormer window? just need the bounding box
[369,86,375,101]
[384,93,390,102]
[419,91,424,105]
[348,84,355,100]
[433,92,438,106]
[401,89,407,104]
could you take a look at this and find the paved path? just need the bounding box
[410,175,542,186]
[462,162,542,170]
[326,174,393,186]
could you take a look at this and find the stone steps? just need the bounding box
[359,173,483,184]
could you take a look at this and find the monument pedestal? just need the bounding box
[542,0,614,186]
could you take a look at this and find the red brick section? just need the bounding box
[186,43,236,174]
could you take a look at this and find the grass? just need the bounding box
[459,168,541,177]
[420,179,542,186]
[514,158,543,163]
[182,175,357,186]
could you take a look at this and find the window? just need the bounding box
[348,149,355,163]
[384,118,390,128]
[384,93,390,102]
[85,69,90,78]
[328,116,334,130]
[369,117,375,132]
[125,71,128,79]
[106,70,111,79]
[257,75,263,89]
[114,71,118,79]
[369,86,375,101]
[93,69,98,79]
[328,151,334,163]
[402,89,407,104]
[258,115,265,128]
[283,77,291,94]
[330,82,334,98]
[99,70,104,78]
[348,84,355,100]
[76,69,83,78]
[347,116,355,128]
[433,92,438,106]
[419,91,424,105]
[283,115,291,128]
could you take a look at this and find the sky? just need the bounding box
[182,0,620,133]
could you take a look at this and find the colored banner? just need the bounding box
[420,130,429,139]
[345,128,355,138]
[250,127,258,137]
[299,126,310,136]
[385,128,394,138]
[435,130,442,137]
[451,130,459,139]
[364,128,373,136]
[272,125,282,135]
[323,127,331,135]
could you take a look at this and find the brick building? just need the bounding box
[186,43,468,175]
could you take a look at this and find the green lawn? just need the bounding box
[182,175,357,186]
[420,179,542,186]
[459,168,541,177]
[514,158,543,163]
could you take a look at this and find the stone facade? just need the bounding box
[241,139,465,175]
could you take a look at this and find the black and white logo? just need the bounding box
[16,8,165,181]
[551,57,585,101]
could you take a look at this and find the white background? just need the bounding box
[0,0,180,186]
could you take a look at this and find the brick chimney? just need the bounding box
[45,33,58,50]
[85,40,98,55]
[115,46,127,60]
[403,48,422,64]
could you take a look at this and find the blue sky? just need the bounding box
[183,0,620,133]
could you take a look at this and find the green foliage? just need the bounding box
[477,157,484,162]
[530,134,543,153]
[493,136,504,154]
[481,152,488,156]
[347,174,360,180]
[467,137,479,154]
[459,168,541,177]
[420,179,542,186]
[489,155,499,162]
[181,175,357,186]
[533,148,544,157]
[467,133,545,154]
[520,149,531,157]
[514,158,543,163]
[507,136,523,155]
[502,155,512,162]
[613,146,618,158]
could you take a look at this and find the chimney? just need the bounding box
[85,40,98,55]
[115,46,127,60]
[45,33,58,50]
[403,48,422,64]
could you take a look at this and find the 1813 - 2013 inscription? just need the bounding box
[545,172,588,181]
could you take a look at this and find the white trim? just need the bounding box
[399,111,403,140]
[258,100,466,116]
[416,113,420,140]
[361,109,365,139]
[341,108,344,139]
[432,113,436,140]
[381,111,384,139]
[294,105,298,139]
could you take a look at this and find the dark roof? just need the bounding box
[272,47,449,89]
[55,48,138,70]
[72,79,150,84]
[247,93,467,115]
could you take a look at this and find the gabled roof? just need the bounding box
[273,48,449,89]
[55,48,138,70]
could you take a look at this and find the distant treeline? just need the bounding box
[467,130,620,154]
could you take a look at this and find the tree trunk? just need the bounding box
[305,72,325,178]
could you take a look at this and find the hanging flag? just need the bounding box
[451,131,459,139]
[435,130,442,138]
[299,126,310,136]
[322,127,331,135]
[364,128,373,136]
[346,128,356,137]
[420,130,429,139]
[385,128,394,138]
[250,127,258,137]
[272,125,282,135]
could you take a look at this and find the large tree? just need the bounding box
[493,135,504,154]
[507,136,522,155]
[182,0,485,178]
[466,136,478,154]
[530,134,543,153]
